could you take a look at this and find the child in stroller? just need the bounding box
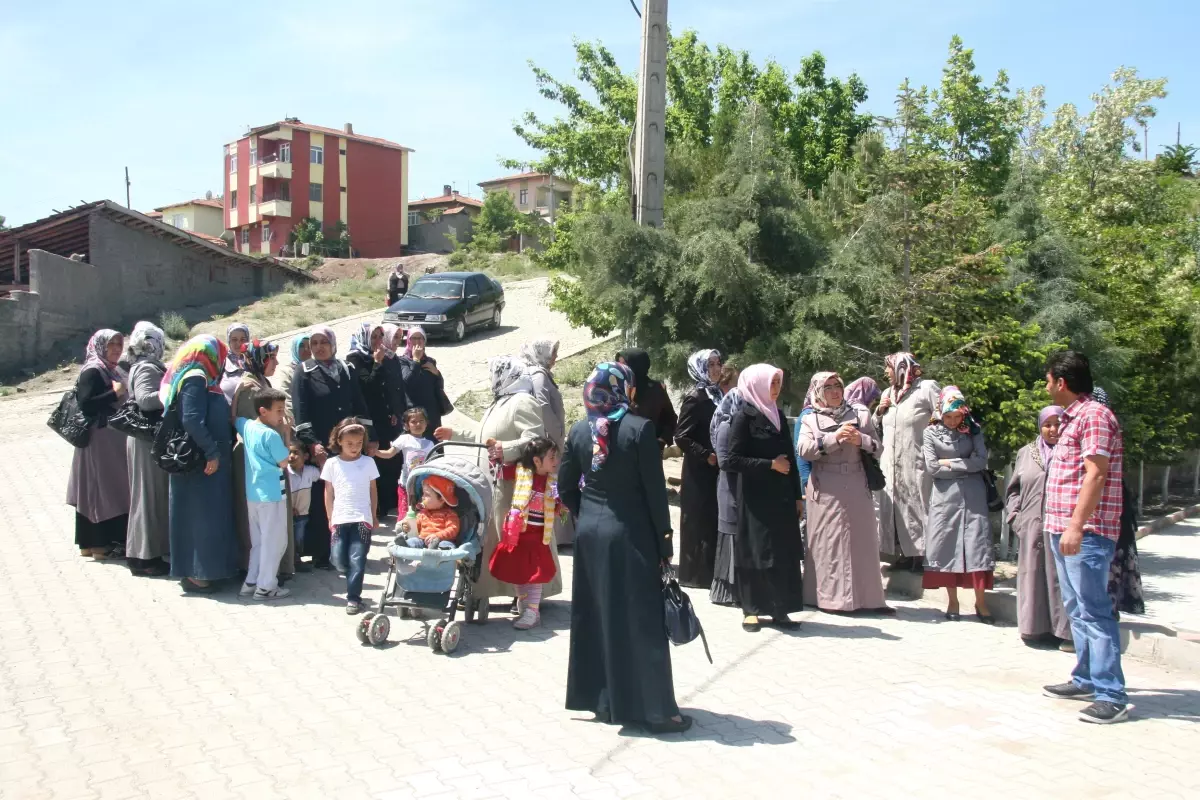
[396,474,461,550]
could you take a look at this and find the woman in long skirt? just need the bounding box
[921,386,994,622]
[1006,405,1071,646]
[123,322,170,575]
[675,348,723,588]
[67,330,130,559]
[709,387,742,606]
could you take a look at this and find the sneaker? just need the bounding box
[239,582,257,597]
[1043,682,1095,701]
[346,601,363,615]
[1079,701,1130,724]
[253,586,291,601]
[513,609,541,630]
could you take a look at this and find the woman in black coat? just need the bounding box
[559,362,690,734]
[675,348,723,588]
[724,364,804,632]
[291,326,375,569]
[346,322,408,515]
[399,326,449,434]
[617,348,677,450]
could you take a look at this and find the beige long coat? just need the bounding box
[875,379,940,558]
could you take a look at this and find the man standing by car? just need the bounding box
[387,265,409,307]
[1041,351,1129,725]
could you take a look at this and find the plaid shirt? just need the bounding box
[1044,395,1124,540]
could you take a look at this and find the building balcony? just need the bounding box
[257,156,292,180]
[258,198,292,218]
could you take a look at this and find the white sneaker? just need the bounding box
[253,586,291,601]
[239,582,256,597]
[513,609,540,630]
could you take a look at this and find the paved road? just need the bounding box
[5,281,1200,798]
[1137,518,1200,634]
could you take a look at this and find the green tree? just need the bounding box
[1157,143,1198,176]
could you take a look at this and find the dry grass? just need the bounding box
[190,277,386,341]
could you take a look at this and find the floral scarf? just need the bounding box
[709,387,745,445]
[520,339,559,370]
[348,322,376,359]
[243,339,278,381]
[584,361,632,470]
[124,321,165,365]
[489,355,533,399]
[807,371,849,418]
[687,348,723,405]
[737,363,783,430]
[936,385,978,434]
[83,328,123,382]
[506,465,557,546]
[160,334,228,407]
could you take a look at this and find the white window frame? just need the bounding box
[241,228,250,247]
[310,145,324,165]
[249,145,257,166]
[280,142,291,163]
[261,222,270,246]
[230,190,238,209]
[230,153,237,173]
[407,211,421,227]
[519,188,528,206]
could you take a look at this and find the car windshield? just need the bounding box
[408,279,464,300]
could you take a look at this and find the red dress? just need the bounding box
[488,474,557,585]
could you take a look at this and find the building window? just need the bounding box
[310,146,323,165]
[249,186,256,205]
[339,148,346,155]
[230,153,237,173]
[340,186,346,193]
[519,188,528,206]
[408,211,421,226]
[261,223,270,246]
[278,181,290,202]
[280,142,291,163]
[249,145,257,166]
[309,183,322,202]
[241,228,250,247]
[230,190,238,209]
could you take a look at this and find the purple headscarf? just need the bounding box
[844,376,881,410]
[1038,405,1064,466]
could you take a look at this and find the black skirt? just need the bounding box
[76,513,128,551]
[736,561,804,618]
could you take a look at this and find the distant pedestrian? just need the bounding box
[322,418,380,615]
[1042,353,1130,724]
[236,389,292,601]
[387,265,408,306]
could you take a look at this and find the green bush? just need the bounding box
[299,284,320,299]
[365,266,378,279]
[159,311,190,340]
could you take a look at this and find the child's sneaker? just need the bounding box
[253,586,291,601]
[239,582,256,597]
[513,609,540,630]
[346,600,363,615]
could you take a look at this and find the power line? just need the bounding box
[629,0,641,17]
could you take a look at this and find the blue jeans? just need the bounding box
[405,537,454,550]
[293,515,309,560]
[1052,532,1126,704]
[332,522,371,603]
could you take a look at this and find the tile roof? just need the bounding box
[408,193,483,208]
[155,198,223,212]
[477,171,578,186]
[144,210,163,218]
[241,121,413,153]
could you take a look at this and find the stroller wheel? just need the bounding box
[473,599,490,625]
[440,621,463,654]
[427,619,447,652]
[356,612,375,644]
[368,614,390,646]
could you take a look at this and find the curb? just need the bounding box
[885,568,1200,675]
[1136,503,1200,540]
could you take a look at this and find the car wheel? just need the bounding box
[490,307,501,330]
[451,317,467,342]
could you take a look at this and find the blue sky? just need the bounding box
[3,0,1198,226]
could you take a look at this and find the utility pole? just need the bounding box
[632,0,667,228]
[125,167,131,208]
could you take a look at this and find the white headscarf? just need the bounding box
[489,355,534,400]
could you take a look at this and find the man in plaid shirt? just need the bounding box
[1041,351,1129,724]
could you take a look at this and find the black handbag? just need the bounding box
[662,566,712,663]
[47,389,93,447]
[983,469,1003,513]
[108,400,163,443]
[151,399,206,474]
[861,451,886,491]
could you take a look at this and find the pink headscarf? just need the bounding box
[737,363,783,430]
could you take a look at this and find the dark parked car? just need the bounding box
[382,271,505,342]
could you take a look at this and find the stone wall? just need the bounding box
[408,215,474,254]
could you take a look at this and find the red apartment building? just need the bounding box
[223,119,412,257]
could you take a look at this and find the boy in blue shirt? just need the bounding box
[235,388,292,600]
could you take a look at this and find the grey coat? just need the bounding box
[125,360,170,560]
[528,367,566,447]
[921,423,993,575]
[876,379,940,558]
[1006,443,1071,639]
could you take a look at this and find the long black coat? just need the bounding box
[559,413,680,726]
[290,359,376,448]
[725,404,802,570]
[675,387,719,587]
[346,351,407,443]
[400,355,448,432]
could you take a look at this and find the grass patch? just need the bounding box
[159,311,190,340]
[454,388,492,422]
[191,275,386,342]
[365,266,379,279]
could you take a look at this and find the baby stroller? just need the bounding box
[356,442,493,653]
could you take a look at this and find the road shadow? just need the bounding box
[793,620,902,641]
[1138,552,1200,581]
[614,709,795,745]
[425,324,520,350]
[1127,687,1200,723]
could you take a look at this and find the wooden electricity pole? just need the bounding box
[125,167,131,208]
[632,0,667,228]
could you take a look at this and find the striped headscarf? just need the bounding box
[687,348,723,405]
[83,329,123,382]
[160,334,228,408]
[885,352,921,402]
[583,362,633,470]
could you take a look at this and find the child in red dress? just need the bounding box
[489,437,560,630]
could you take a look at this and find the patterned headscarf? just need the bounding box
[380,324,402,357]
[125,321,165,364]
[1037,405,1064,466]
[937,385,974,433]
[738,364,783,430]
[405,326,427,359]
[687,348,723,405]
[348,322,376,359]
[709,387,745,445]
[1092,387,1110,408]
[226,322,251,368]
[520,339,559,370]
[844,376,880,409]
[884,352,921,402]
[83,329,123,381]
[808,371,848,417]
[489,355,534,400]
[583,362,633,470]
[243,339,278,380]
[290,333,311,363]
[160,335,228,407]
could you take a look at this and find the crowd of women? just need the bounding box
[63,317,1145,733]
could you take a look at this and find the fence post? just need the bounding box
[1138,461,1145,519]
[1163,465,1172,508]
[998,461,1014,561]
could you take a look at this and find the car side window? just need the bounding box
[467,276,484,297]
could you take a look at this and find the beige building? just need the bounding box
[477,172,576,225]
[153,197,228,241]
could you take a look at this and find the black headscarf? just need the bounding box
[617,348,655,392]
